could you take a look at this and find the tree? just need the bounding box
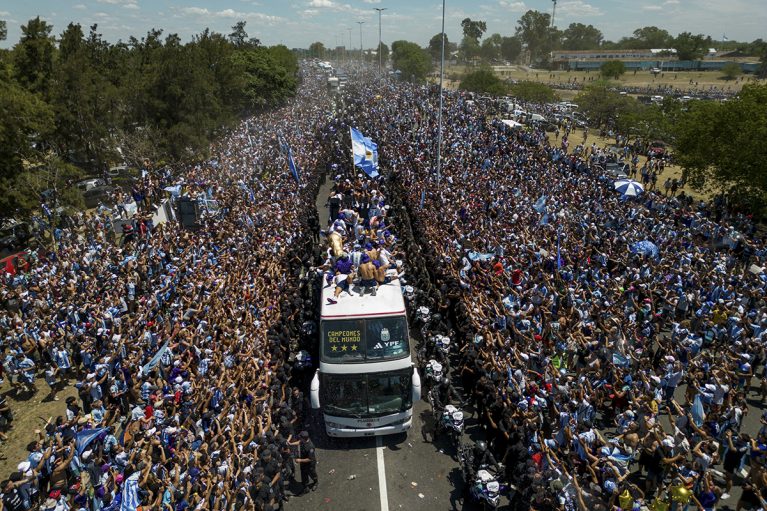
[48,23,117,171]
[391,40,432,82]
[13,17,56,96]
[0,72,58,215]
[228,21,260,48]
[500,36,522,63]
[0,20,7,41]
[377,42,390,66]
[459,68,506,95]
[720,62,742,80]
[509,81,557,102]
[673,84,767,213]
[461,18,487,43]
[309,41,325,59]
[428,33,445,61]
[600,60,626,79]
[575,82,636,127]
[674,32,709,60]
[480,33,503,62]
[460,37,481,61]
[561,23,603,50]
[618,26,673,49]
[516,10,560,65]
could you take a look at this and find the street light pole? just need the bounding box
[374,7,387,74]
[436,0,446,184]
[357,21,365,64]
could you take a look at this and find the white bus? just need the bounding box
[310,280,421,437]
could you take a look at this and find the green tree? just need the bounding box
[674,32,709,60]
[509,81,557,102]
[13,17,56,96]
[461,18,487,43]
[500,36,522,63]
[516,10,560,65]
[600,60,626,79]
[459,68,506,95]
[391,40,433,82]
[575,82,636,127]
[561,23,603,50]
[0,20,7,41]
[618,26,673,49]
[377,42,390,65]
[0,71,58,215]
[460,36,481,61]
[720,62,742,80]
[309,41,326,58]
[428,33,446,60]
[480,33,503,62]
[229,21,260,48]
[673,84,767,212]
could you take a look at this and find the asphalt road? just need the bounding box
[284,172,481,511]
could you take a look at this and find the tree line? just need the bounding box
[0,18,298,218]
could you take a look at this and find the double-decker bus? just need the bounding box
[310,281,421,437]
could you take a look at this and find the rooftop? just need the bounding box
[320,277,406,320]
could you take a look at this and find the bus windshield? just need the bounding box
[321,369,412,418]
[321,316,409,362]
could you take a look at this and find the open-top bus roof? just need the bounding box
[320,280,406,320]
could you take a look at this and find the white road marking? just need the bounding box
[376,436,390,511]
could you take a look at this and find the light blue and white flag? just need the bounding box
[76,427,107,455]
[121,472,141,511]
[287,148,301,184]
[350,127,379,178]
[140,339,170,376]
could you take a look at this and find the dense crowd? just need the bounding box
[3,65,767,511]
[334,78,767,511]
[0,69,330,511]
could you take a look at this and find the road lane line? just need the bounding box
[376,436,390,511]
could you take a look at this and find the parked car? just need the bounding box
[0,250,31,275]
[647,141,667,158]
[0,222,32,253]
[75,178,107,192]
[83,185,119,208]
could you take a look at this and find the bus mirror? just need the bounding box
[310,371,320,409]
[411,367,421,403]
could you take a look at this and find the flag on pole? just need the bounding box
[287,148,301,184]
[350,127,379,178]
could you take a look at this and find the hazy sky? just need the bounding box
[1,0,765,49]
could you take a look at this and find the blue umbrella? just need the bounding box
[613,179,644,197]
[630,240,659,258]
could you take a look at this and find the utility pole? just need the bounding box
[347,28,353,64]
[357,21,365,64]
[551,0,557,27]
[374,7,387,74]
[436,0,445,185]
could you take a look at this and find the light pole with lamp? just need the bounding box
[435,0,446,184]
[374,7,387,73]
[357,21,365,64]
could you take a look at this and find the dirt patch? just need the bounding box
[0,376,77,476]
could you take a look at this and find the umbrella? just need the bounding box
[629,240,659,258]
[613,179,644,197]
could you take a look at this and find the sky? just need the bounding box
[1,0,765,50]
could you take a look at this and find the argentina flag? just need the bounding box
[350,127,379,178]
[121,472,141,511]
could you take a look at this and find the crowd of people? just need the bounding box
[3,63,767,511]
[0,67,332,511]
[332,77,767,511]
